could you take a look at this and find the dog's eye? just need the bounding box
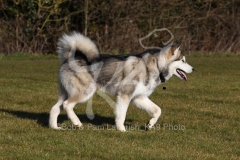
[182,60,185,63]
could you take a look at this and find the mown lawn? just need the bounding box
[0,54,239,159]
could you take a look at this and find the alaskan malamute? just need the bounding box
[49,32,194,131]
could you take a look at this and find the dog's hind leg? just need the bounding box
[63,97,82,127]
[63,84,97,128]
[49,94,66,130]
[133,96,161,130]
[114,94,131,132]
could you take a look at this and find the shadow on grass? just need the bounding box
[0,109,134,128]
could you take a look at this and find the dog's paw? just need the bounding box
[50,126,62,130]
[74,123,83,128]
[71,119,82,128]
[119,129,126,132]
[145,122,153,131]
[116,125,126,132]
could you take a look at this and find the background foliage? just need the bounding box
[0,0,239,54]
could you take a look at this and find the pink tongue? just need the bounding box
[179,70,187,81]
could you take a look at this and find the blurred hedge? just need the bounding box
[0,0,239,54]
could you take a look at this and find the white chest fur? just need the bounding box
[132,77,161,98]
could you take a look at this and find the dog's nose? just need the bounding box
[192,68,195,72]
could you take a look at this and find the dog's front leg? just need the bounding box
[133,96,161,129]
[114,94,131,132]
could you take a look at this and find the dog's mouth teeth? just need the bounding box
[176,69,187,81]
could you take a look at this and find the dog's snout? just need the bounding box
[192,68,195,72]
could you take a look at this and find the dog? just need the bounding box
[49,32,194,131]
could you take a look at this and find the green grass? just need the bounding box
[0,54,239,159]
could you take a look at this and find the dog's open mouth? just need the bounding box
[176,69,187,81]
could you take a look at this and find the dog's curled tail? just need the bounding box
[57,32,99,63]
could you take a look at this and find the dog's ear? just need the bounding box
[166,41,182,61]
[171,41,181,55]
[172,41,181,51]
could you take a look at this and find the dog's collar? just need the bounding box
[155,55,165,83]
[159,72,165,83]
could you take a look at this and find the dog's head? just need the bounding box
[157,41,182,69]
[163,50,194,82]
